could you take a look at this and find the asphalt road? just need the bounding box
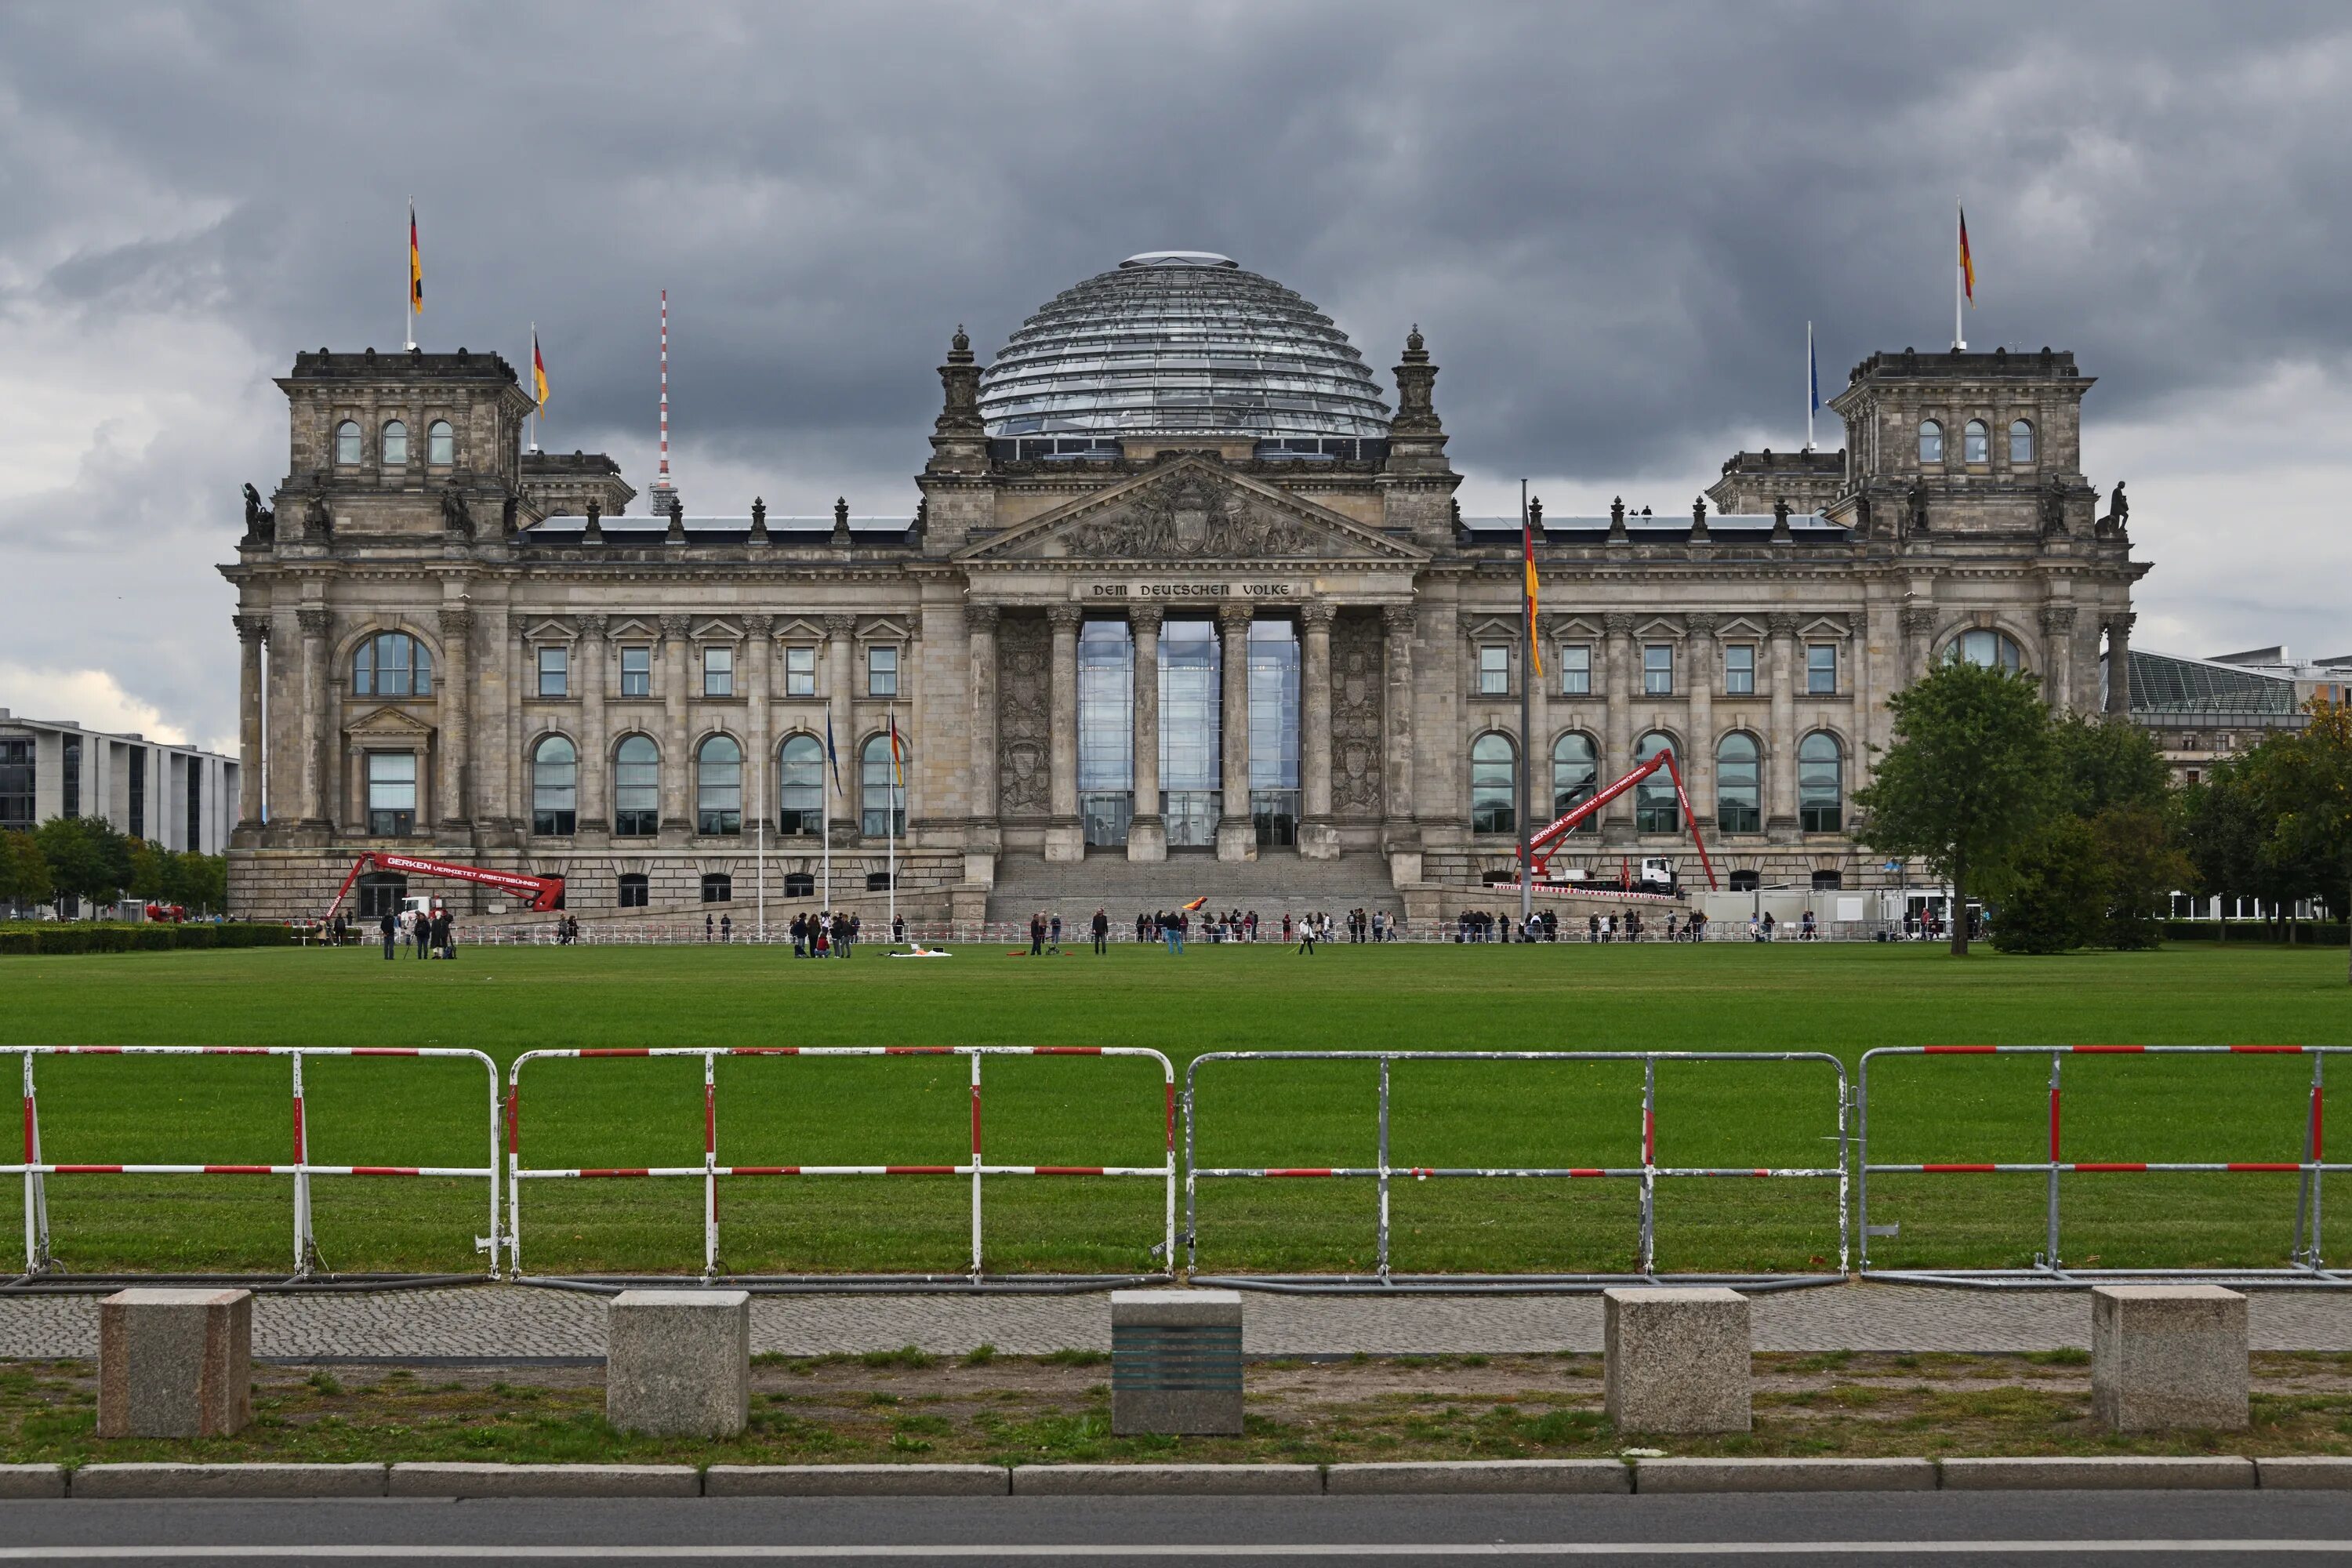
[0,1492,2348,1565]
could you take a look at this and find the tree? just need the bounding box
[176,852,226,915]
[1854,660,2056,955]
[1991,815,2106,954]
[2051,713,2172,817]
[127,838,172,905]
[0,829,51,913]
[2257,696,2352,984]
[2180,764,2274,939]
[32,815,134,918]
[2092,804,2194,950]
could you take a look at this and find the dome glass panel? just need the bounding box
[978,252,1392,440]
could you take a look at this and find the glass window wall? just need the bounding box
[696,735,742,836]
[1799,732,1844,833]
[778,734,823,837]
[1160,619,1221,848]
[1551,732,1597,829]
[1716,732,1761,833]
[1078,619,1133,847]
[532,735,577,836]
[1249,619,1299,846]
[1635,732,1680,833]
[367,750,416,837]
[1470,733,1515,836]
[613,735,659,837]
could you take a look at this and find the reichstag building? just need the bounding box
[222,250,2147,923]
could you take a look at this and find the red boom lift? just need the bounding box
[1517,748,1721,893]
[322,852,565,923]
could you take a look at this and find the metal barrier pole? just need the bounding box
[2297,1053,2326,1268]
[1856,1052,1872,1272]
[1183,1069,1199,1276]
[505,1074,523,1278]
[20,1052,49,1276]
[2044,1053,2062,1270]
[290,1051,314,1278]
[969,1051,984,1279]
[483,1051,503,1280]
[702,1051,719,1282]
[1376,1055,1392,1282]
[1639,1056,1657,1275]
[1837,1067,1851,1276]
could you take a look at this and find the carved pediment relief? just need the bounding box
[956,457,1424,565]
[343,704,435,740]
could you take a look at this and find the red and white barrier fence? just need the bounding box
[1183,1049,1849,1293]
[1858,1044,2352,1287]
[10,1046,503,1281]
[504,1046,1177,1285]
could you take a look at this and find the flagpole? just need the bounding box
[1518,478,1534,938]
[405,198,416,352]
[1806,321,1816,453]
[529,322,540,452]
[887,708,899,946]
[1954,200,1966,351]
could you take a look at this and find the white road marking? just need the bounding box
[0,1543,2341,1559]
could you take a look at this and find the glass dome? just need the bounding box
[977,252,1392,441]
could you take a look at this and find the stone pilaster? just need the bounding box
[1297,602,1338,860]
[744,614,773,837]
[2104,612,2135,715]
[2040,604,2078,713]
[1127,605,1166,863]
[575,614,609,835]
[823,614,857,846]
[1766,612,1799,837]
[1045,604,1084,862]
[1381,604,1418,876]
[1602,613,1634,832]
[296,606,332,831]
[1685,612,1717,825]
[661,613,695,835]
[1900,605,1937,685]
[234,614,268,833]
[967,604,1000,831]
[504,618,527,838]
[1521,610,1548,834]
[435,605,473,836]
[1215,603,1257,862]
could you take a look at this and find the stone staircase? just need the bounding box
[984,850,1404,926]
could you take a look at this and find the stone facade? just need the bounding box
[220,286,2146,926]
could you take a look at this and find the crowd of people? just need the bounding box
[376,903,457,960]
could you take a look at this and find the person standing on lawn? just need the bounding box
[1091,907,1109,956]
[379,908,396,960]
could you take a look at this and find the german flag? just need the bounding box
[1181,896,1207,912]
[532,328,548,409]
[1523,506,1544,680]
[1958,204,1974,306]
[408,201,422,313]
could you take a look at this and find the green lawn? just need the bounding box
[2,941,2347,1279]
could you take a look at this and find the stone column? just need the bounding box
[967,604,1000,829]
[1900,606,1937,685]
[575,615,609,834]
[660,614,693,834]
[233,615,267,830]
[2104,612,2135,715]
[1685,613,1717,824]
[824,614,856,844]
[1381,604,1418,877]
[505,617,527,837]
[743,615,773,839]
[296,606,331,831]
[1215,603,1256,862]
[1766,612,1798,837]
[1522,612,1549,831]
[2040,604,2077,713]
[1602,613,1634,832]
[1127,605,1165,862]
[1298,603,1338,860]
[1045,604,1083,862]
[435,605,473,837]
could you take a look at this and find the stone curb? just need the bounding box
[70,1463,387,1498]
[387,1462,699,1498]
[0,1464,68,1499]
[1325,1460,1629,1494]
[1011,1464,1322,1496]
[2253,1457,2352,1490]
[1635,1457,1936,1493]
[706,1464,1010,1497]
[1938,1456,2256,1490]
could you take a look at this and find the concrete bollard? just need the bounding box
[1111,1290,1243,1436]
[1603,1287,1751,1435]
[606,1290,750,1438]
[98,1288,252,1439]
[2092,1284,2248,1432]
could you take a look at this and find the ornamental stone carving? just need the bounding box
[1045,604,1083,630]
[296,607,332,637]
[744,614,774,639]
[575,613,604,641]
[1217,601,1254,631]
[234,613,270,645]
[1065,470,1318,560]
[995,612,1052,818]
[2039,605,2078,635]
[1602,613,1635,637]
[1899,607,1937,637]
[1298,601,1337,631]
[1330,612,1385,819]
[1382,604,1415,636]
[1685,612,1719,641]
[966,603,999,633]
[1766,613,1800,638]
[1128,604,1163,635]
[659,614,693,639]
[822,614,858,639]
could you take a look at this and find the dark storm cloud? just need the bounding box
[3,2,2347,740]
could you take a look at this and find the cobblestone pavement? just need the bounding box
[4,1283,2351,1359]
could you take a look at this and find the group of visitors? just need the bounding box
[377,904,456,960]
[553,915,583,944]
[789,910,861,956]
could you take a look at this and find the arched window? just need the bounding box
[612,735,659,837]
[1962,419,1988,464]
[1470,733,1516,836]
[861,733,906,837]
[2009,419,2034,463]
[695,735,742,836]
[353,631,434,697]
[1798,732,1844,833]
[381,419,408,468]
[1918,420,1943,464]
[335,420,361,466]
[1715,731,1762,834]
[779,734,823,837]
[1635,732,1680,834]
[531,735,577,837]
[427,419,454,466]
[1946,628,2025,672]
[1551,732,1597,831]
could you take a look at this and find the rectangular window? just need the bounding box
[366,751,417,837]
[1,737,35,832]
[867,644,898,697]
[617,874,648,909]
[1807,643,1838,695]
[1559,644,1592,696]
[128,750,145,840]
[785,647,816,697]
[702,645,734,697]
[619,646,651,698]
[537,645,568,698]
[186,760,202,851]
[1642,643,1674,695]
[61,735,80,818]
[1725,644,1756,695]
[1478,644,1509,695]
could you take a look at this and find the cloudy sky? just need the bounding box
[4,2,2347,751]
